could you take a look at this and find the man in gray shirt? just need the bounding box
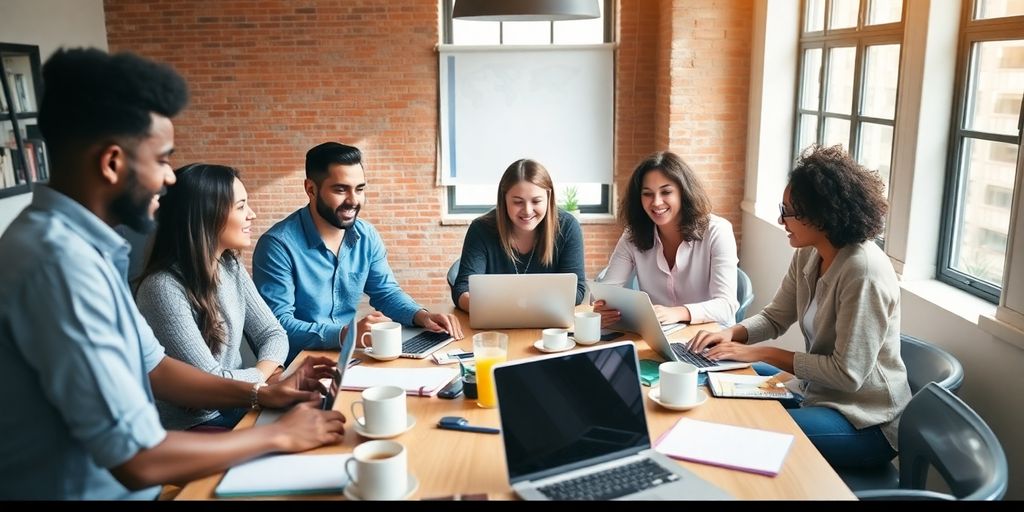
[0,48,345,500]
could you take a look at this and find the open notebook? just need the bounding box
[342,366,459,396]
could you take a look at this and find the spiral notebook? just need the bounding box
[707,373,794,400]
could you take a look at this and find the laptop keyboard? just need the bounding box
[402,331,453,356]
[670,343,719,368]
[537,459,679,501]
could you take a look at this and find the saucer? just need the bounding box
[648,387,708,411]
[353,415,417,439]
[533,339,576,353]
[363,348,401,361]
[344,473,419,501]
[572,335,601,346]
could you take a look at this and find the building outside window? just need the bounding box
[938,0,1024,301]
[794,0,904,202]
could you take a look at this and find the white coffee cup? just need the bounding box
[344,440,408,500]
[542,328,569,350]
[659,361,698,405]
[351,385,407,436]
[360,321,402,359]
[574,312,601,344]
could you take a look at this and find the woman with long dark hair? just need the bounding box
[136,163,288,430]
[451,159,586,311]
[595,151,739,327]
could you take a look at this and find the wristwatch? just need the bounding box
[251,382,268,410]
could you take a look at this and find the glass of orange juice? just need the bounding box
[472,331,508,408]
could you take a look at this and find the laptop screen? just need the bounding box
[494,343,651,482]
[322,315,357,411]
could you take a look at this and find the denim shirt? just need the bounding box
[0,186,167,500]
[253,207,422,363]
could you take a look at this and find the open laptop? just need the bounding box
[322,315,359,411]
[588,282,750,373]
[469,273,577,329]
[493,342,732,501]
[399,327,454,359]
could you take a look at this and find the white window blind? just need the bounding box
[439,44,614,186]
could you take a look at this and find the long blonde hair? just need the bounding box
[494,159,559,267]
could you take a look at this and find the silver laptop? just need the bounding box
[493,342,733,501]
[469,273,576,329]
[588,282,750,373]
[399,327,454,359]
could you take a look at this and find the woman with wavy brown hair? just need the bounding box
[689,145,911,469]
[595,151,739,327]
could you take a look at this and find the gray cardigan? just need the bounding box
[136,257,288,429]
[739,241,912,448]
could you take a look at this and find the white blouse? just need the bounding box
[601,214,739,326]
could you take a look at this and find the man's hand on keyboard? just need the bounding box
[415,311,465,340]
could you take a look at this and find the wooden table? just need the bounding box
[177,309,854,500]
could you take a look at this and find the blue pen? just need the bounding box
[438,416,500,434]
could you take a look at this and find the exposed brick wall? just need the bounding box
[104,0,749,306]
[665,0,752,242]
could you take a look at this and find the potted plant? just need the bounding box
[561,186,581,218]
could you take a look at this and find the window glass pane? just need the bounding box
[823,117,851,149]
[867,0,902,24]
[454,184,498,205]
[975,0,1024,19]
[965,40,1024,136]
[861,44,900,119]
[452,19,500,45]
[799,114,820,153]
[502,21,551,45]
[553,1,605,44]
[801,48,823,110]
[829,0,860,29]
[825,46,856,114]
[858,122,894,195]
[805,0,826,32]
[454,183,604,208]
[951,138,1018,285]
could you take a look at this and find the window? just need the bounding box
[440,0,613,214]
[794,0,904,200]
[938,1,1024,302]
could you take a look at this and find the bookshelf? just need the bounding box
[0,43,46,199]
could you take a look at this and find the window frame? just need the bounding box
[440,0,615,215]
[937,1,1024,303]
[793,0,905,190]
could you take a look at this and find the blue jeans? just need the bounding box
[193,407,247,430]
[752,363,896,469]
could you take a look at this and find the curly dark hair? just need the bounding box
[620,151,711,251]
[787,145,888,248]
[39,47,189,169]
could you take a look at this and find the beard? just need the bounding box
[315,190,360,230]
[111,166,159,233]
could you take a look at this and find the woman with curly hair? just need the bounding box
[594,151,739,327]
[689,145,911,469]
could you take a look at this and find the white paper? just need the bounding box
[654,418,794,476]
[215,453,351,497]
[342,366,459,396]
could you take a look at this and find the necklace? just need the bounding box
[513,247,535,275]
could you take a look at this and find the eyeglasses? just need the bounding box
[778,203,797,221]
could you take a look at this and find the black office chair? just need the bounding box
[839,334,966,491]
[855,383,1007,501]
[446,258,460,289]
[900,334,964,395]
[735,267,754,323]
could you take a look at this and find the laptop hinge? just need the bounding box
[509,447,647,485]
